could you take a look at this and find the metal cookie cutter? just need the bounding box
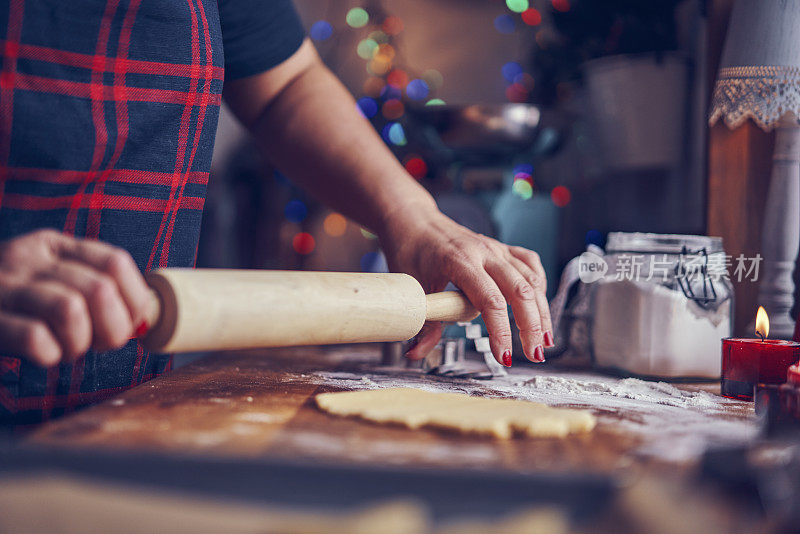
[426,337,468,376]
[426,321,507,379]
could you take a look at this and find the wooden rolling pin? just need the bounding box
[141,269,479,353]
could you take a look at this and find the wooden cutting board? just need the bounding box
[27,346,754,474]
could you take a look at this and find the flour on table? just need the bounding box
[236,412,280,423]
[519,375,720,409]
[310,354,757,463]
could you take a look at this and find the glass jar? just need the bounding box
[592,232,733,378]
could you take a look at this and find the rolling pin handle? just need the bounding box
[424,291,480,323]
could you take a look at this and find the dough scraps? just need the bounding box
[315,387,596,439]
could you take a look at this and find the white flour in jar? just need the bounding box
[592,279,730,378]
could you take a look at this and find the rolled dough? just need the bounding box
[315,388,596,439]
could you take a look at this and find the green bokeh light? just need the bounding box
[512,179,533,200]
[357,38,378,59]
[425,98,446,106]
[346,7,369,28]
[506,0,529,13]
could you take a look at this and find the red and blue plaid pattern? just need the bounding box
[0,0,305,425]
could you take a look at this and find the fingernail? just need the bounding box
[134,320,149,338]
[534,345,545,362]
[502,350,512,367]
[404,336,419,358]
[544,331,554,348]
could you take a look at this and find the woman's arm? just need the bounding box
[223,40,553,365]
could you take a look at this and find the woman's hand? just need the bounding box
[379,207,553,366]
[0,229,151,367]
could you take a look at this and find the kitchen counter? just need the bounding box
[27,345,756,474]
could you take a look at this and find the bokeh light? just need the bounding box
[521,8,542,26]
[323,213,347,237]
[368,30,389,44]
[514,72,535,90]
[506,0,529,13]
[360,251,380,272]
[360,227,378,240]
[346,7,369,28]
[363,77,386,97]
[292,232,315,255]
[501,61,523,83]
[376,43,396,61]
[356,96,378,118]
[494,14,515,34]
[512,179,533,200]
[422,69,443,90]
[425,98,446,106]
[381,84,402,100]
[586,229,603,247]
[357,38,379,59]
[551,185,571,207]
[514,163,534,175]
[367,56,392,76]
[382,15,404,35]
[386,69,409,88]
[551,0,570,12]
[284,200,307,223]
[404,155,428,179]
[535,29,549,48]
[382,99,404,120]
[406,79,430,101]
[514,172,533,185]
[505,82,529,102]
[310,20,333,41]
[382,122,407,146]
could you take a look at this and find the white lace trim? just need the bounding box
[709,65,800,131]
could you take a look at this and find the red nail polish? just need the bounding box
[502,350,512,367]
[544,331,554,348]
[404,336,419,357]
[134,320,149,338]
[534,345,545,362]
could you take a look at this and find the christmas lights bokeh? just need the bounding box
[292,1,575,263]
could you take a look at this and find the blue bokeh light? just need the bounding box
[406,79,430,101]
[381,122,407,146]
[310,20,333,41]
[494,14,516,34]
[502,61,524,83]
[284,200,307,223]
[356,97,378,118]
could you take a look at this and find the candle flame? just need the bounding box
[755,306,769,340]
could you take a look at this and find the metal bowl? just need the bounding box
[406,103,544,162]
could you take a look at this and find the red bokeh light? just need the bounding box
[551,186,571,207]
[521,8,542,26]
[382,99,404,119]
[552,0,570,12]
[404,156,428,179]
[382,15,404,35]
[505,82,529,103]
[386,69,409,89]
[292,232,316,255]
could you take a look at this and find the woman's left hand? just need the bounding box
[379,207,553,367]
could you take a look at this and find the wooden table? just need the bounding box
[28,346,756,476]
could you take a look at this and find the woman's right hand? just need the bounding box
[0,229,151,367]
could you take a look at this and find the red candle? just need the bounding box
[785,364,800,421]
[721,307,800,401]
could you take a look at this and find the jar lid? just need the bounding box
[789,363,800,384]
[606,232,725,255]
